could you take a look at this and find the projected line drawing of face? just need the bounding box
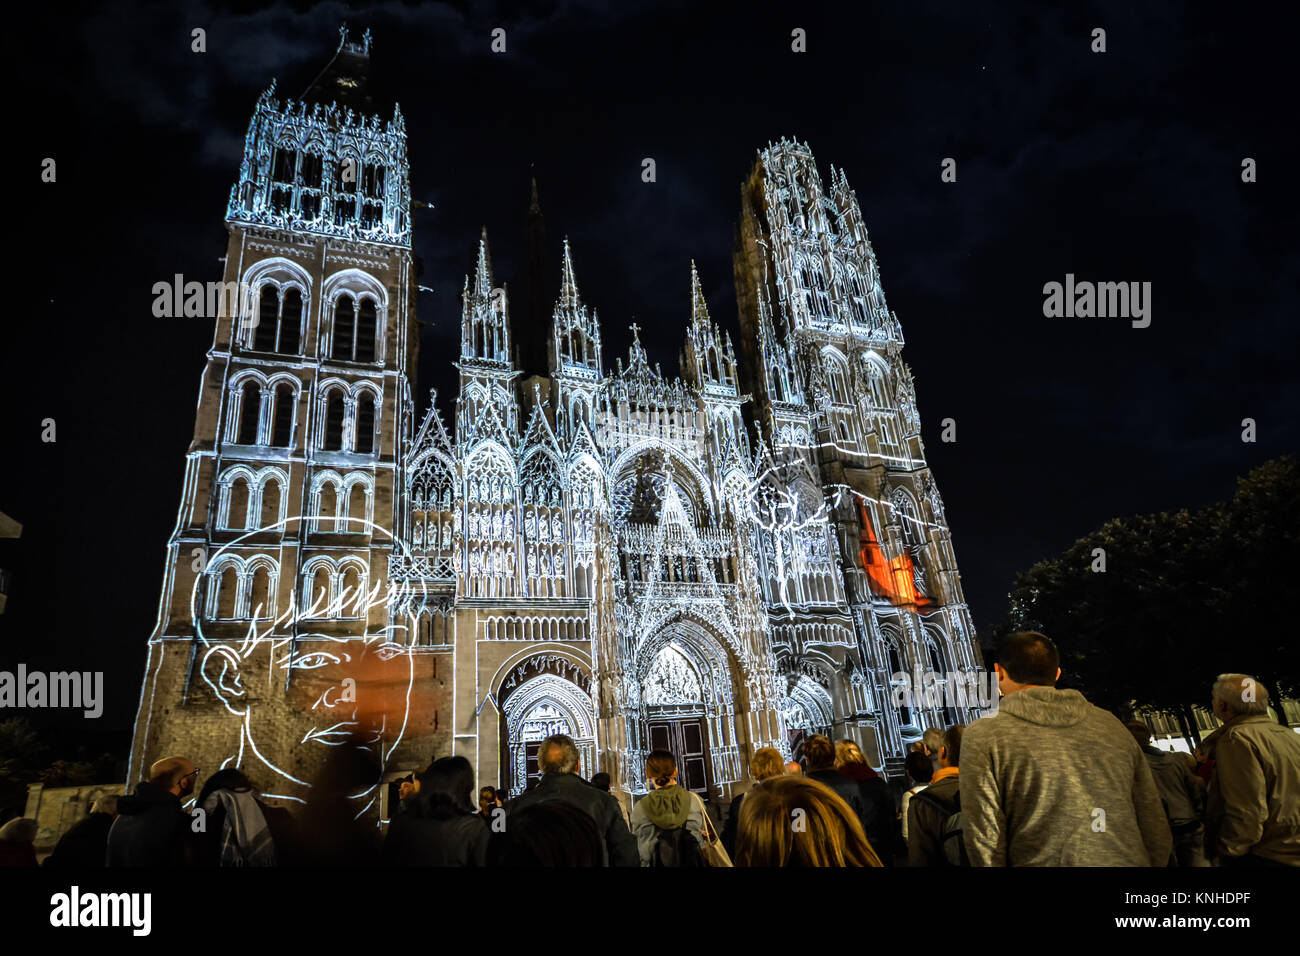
[193,516,427,813]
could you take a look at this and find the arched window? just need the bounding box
[355,298,377,363]
[309,566,331,614]
[254,287,280,351]
[887,641,911,726]
[340,565,364,617]
[260,477,281,530]
[279,289,303,354]
[317,482,337,532]
[216,566,240,619]
[331,298,355,361]
[238,382,261,445]
[354,392,376,454]
[272,384,295,447]
[347,483,368,533]
[227,478,251,531]
[324,391,346,450]
[248,566,272,619]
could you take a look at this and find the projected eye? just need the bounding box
[292,652,339,670]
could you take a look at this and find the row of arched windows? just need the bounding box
[207,556,278,620]
[239,281,382,365]
[227,375,380,455]
[796,256,879,327]
[264,144,387,231]
[217,467,285,532]
[204,553,373,622]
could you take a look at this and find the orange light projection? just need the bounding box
[857,499,930,609]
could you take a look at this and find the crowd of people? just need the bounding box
[3,632,1296,867]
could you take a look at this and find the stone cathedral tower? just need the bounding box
[128,29,437,808]
[130,32,985,817]
[735,139,983,774]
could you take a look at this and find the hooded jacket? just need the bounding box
[629,785,705,866]
[1205,714,1300,865]
[105,782,193,867]
[959,686,1172,866]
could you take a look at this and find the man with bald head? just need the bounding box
[107,756,198,866]
[1203,673,1300,866]
[506,734,637,866]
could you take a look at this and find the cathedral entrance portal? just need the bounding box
[635,621,745,797]
[646,716,709,794]
[498,656,596,797]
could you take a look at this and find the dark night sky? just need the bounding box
[3,1,1296,755]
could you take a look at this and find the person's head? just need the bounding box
[590,772,612,792]
[1124,720,1153,749]
[937,725,964,769]
[904,751,933,786]
[833,739,867,770]
[750,747,785,783]
[479,786,498,810]
[417,755,477,814]
[735,777,882,867]
[536,734,580,775]
[994,631,1061,694]
[489,800,603,866]
[196,767,255,808]
[921,727,944,757]
[90,794,120,818]
[645,750,678,789]
[785,761,802,776]
[802,734,836,772]
[0,817,36,845]
[1211,673,1270,722]
[149,756,198,797]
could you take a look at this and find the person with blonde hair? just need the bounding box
[735,776,883,867]
[833,737,899,862]
[722,746,786,858]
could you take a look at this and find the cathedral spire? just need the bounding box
[461,228,511,364]
[473,226,494,299]
[689,260,711,328]
[550,239,601,376]
[558,237,580,311]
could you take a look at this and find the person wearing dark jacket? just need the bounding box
[506,734,637,866]
[803,736,866,829]
[908,725,964,866]
[43,795,119,869]
[722,746,786,859]
[0,818,38,867]
[1124,721,1207,867]
[384,756,490,866]
[826,738,899,863]
[106,756,198,867]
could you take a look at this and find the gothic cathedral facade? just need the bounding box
[129,31,983,813]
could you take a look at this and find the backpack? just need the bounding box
[911,788,968,866]
[651,825,706,867]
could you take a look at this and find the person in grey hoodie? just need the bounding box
[629,750,706,866]
[960,632,1172,866]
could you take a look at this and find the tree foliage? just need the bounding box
[1000,458,1297,731]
